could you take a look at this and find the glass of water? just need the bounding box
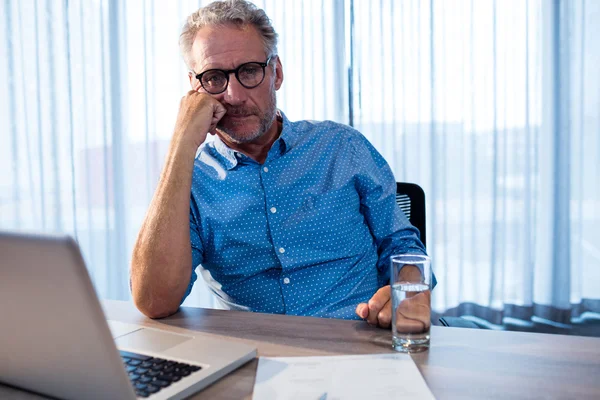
[391,254,432,353]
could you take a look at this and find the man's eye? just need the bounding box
[208,76,224,84]
[241,66,259,75]
[202,72,226,86]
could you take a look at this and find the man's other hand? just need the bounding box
[355,285,431,331]
[355,286,393,328]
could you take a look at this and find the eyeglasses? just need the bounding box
[194,56,273,95]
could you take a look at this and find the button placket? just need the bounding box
[262,163,287,266]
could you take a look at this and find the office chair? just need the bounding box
[395,182,481,329]
[395,182,426,247]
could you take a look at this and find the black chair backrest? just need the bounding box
[395,182,426,247]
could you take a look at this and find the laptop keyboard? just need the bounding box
[120,350,202,398]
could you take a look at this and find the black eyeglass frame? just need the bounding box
[194,56,273,95]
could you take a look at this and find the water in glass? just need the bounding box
[391,282,431,352]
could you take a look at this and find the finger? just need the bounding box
[397,293,431,328]
[394,311,427,334]
[210,109,226,132]
[367,285,391,313]
[355,303,369,319]
[376,299,392,328]
[213,101,227,119]
[397,306,431,330]
[367,285,391,325]
[367,287,390,325]
[397,298,430,321]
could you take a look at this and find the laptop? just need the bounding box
[0,231,256,400]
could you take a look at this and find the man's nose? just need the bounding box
[222,74,248,105]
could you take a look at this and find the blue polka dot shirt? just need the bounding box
[182,111,429,319]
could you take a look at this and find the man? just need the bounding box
[130,0,433,330]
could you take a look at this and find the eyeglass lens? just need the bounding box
[201,62,265,94]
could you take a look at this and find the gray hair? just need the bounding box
[180,0,278,70]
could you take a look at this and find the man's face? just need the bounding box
[189,24,283,144]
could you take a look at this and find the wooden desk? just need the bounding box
[2,300,600,399]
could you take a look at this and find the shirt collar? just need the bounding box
[211,110,301,170]
[277,110,303,152]
[212,135,239,170]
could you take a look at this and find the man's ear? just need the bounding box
[274,57,284,91]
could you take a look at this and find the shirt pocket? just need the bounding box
[286,181,369,257]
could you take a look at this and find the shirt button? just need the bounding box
[283,277,290,284]
[279,247,285,254]
[263,167,269,172]
[270,207,277,214]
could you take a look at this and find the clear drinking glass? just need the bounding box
[391,254,432,353]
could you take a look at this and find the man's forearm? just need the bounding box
[130,140,198,318]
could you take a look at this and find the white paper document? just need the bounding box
[252,353,436,400]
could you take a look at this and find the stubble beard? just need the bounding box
[216,88,277,145]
